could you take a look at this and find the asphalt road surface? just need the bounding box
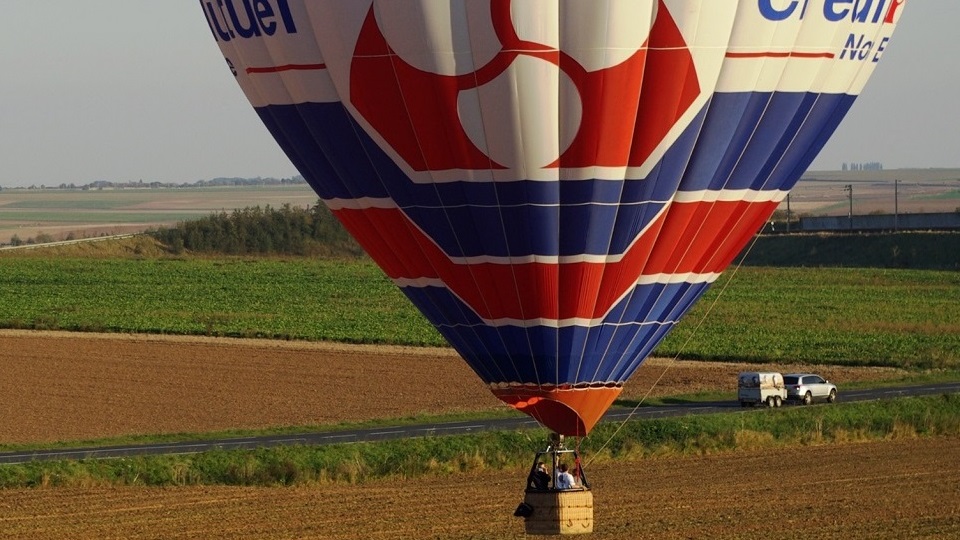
[2,382,957,465]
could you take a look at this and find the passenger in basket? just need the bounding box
[527,461,551,491]
[556,463,576,490]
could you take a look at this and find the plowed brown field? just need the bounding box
[1,330,956,539]
[0,330,907,443]
[0,438,957,539]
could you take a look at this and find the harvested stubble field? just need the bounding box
[1,330,957,539]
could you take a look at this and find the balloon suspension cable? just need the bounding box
[586,233,764,464]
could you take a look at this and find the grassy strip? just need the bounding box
[0,409,523,453]
[590,394,960,461]
[0,257,957,368]
[1,395,956,489]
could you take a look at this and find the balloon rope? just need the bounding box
[585,232,764,464]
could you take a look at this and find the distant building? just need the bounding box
[843,162,884,171]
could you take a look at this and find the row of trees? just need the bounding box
[7,233,56,247]
[2,176,306,192]
[149,203,364,257]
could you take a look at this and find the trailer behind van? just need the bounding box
[738,372,786,407]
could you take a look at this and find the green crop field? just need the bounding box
[0,258,437,346]
[0,255,957,369]
[659,267,960,368]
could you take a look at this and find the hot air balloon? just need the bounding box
[198,0,904,531]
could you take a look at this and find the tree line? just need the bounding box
[149,203,365,257]
[2,176,306,192]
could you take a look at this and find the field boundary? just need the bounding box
[0,233,136,252]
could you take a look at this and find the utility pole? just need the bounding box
[844,184,853,230]
[894,179,900,232]
[786,193,792,233]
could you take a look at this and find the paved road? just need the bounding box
[2,382,957,465]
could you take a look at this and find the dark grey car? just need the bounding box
[783,373,837,405]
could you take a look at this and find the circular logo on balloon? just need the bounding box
[349,0,699,176]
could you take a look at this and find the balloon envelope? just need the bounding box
[199,0,905,435]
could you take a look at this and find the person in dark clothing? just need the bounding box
[527,461,551,490]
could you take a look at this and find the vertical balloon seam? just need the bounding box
[328,4,510,384]
[613,0,730,383]
[775,10,896,200]
[591,0,666,389]
[411,103,521,385]
[420,11,479,382]
[506,9,560,388]
[773,16,857,190]
[324,67,452,362]
[609,1,778,380]
[714,9,852,269]
[597,0,711,385]
[393,1,538,387]
[562,0,641,386]
[576,0,659,385]
[588,0,676,386]
[695,11,806,275]
[714,11,854,272]
[696,30,812,276]
[689,24,782,276]
[627,1,768,376]
[694,18,813,305]
[392,3,527,388]
[452,3,534,388]
[621,0,730,383]
[743,6,845,200]
[653,0,733,379]
[521,4,556,387]
[659,5,783,329]
[499,1,562,389]
[591,0,647,387]
[545,4,563,389]
[486,3,550,390]
[776,13,869,183]
[664,1,737,368]
[778,11,876,194]
[496,0,644,434]
[566,0,632,390]
[277,6,420,357]
[442,2,547,393]
[763,14,855,194]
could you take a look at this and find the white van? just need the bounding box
[737,372,786,407]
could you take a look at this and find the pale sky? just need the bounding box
[1,2,957,188]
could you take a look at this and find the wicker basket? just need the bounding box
[522,489,594,535]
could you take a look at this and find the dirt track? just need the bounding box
[1,330,954,539]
